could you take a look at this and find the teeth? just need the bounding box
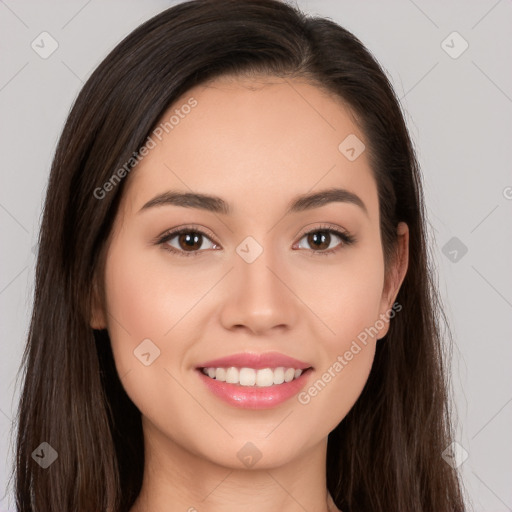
[215,367,226,382]
[273,367,285,384]
[284,368,295,382]
[256,368,273,387]
[225,367,239,384]
[201,366,304,387]
[239,367,256,386]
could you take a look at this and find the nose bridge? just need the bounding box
[239,247,281,301]
[220,234,298,333]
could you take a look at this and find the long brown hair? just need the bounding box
[12,0,467,510]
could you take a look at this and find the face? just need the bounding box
[92,75,408,470]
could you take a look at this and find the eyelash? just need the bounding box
[156,223,356,258]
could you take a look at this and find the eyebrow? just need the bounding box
[139,187,368,216]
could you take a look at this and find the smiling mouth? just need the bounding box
[199,366,312,387]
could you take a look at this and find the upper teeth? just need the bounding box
[201,367,303,387]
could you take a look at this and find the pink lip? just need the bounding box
[197,368,313,409]
[196,351,312,370]
[195,352,313,410]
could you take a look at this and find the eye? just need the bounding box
[157,226,219,257]
[156,223,355,258]
[294,225,355,255]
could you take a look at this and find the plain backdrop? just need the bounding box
[1,1,511,511]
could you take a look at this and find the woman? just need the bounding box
[13,0,467,510]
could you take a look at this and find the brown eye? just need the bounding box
[177,232,203,251]
[297,229,346,252]
[306,231,331,251]
[294,226,355,255]
[160,229,218,256]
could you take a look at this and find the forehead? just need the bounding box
[121,75,378,220]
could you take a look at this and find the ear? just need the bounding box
[90,275,107,330]
[376,222,409,339]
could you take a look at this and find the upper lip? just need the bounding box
[197,351,312,370]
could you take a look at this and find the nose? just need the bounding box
[219,247,299,336]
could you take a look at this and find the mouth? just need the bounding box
[195,352,313,409]
[199,366,310,387]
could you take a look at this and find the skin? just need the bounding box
[91,75,409,512]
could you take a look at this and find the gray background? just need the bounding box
[1,0,511,510]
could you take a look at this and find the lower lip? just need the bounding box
[197,369,312,409]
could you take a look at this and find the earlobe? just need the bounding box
[90,309,106,330]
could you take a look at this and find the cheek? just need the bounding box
[102,240,204,421]
[290,244,384,424]
[103,240,206,347]
[296,340,376,440]
[293,254,384,433]
[292,244,386,351]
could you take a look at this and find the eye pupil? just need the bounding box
[309,231,330,250]
[179,232,202,250]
